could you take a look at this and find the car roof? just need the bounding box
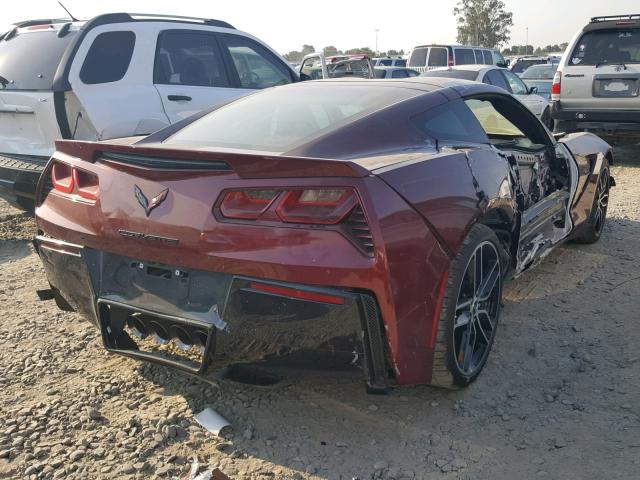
[412,44,495,50]
[430,64,495,72]
[374,66,413,70]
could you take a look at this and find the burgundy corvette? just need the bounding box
[34,78,613,391]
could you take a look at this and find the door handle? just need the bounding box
[167,95,192,102]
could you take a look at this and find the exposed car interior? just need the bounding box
[465,96,570,211]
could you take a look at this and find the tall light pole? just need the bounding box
[375,29,379,55]
[526,27,529,53]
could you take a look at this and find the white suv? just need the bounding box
[551,14,640,141]
[0,13,297,210]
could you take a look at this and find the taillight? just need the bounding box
[49,161,99,200]
[220,189,278,219]
[51,162,74,194]
[551,71,561,101]
[216,187,372,255]
[276,189,358,225]
[73,168,99,200]
[448,53,454,67]
[219,188,358,225]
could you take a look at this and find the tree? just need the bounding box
[323,45,339,56]
[301,44,315,56]
[344,47,375,57]
[453,0,513,48]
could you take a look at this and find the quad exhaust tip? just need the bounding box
[125,314,208,352]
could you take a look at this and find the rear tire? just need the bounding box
[430,224,503,389]
[573,165,610,244]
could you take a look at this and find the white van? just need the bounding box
[0,13,297,210]
[407,44,507,73]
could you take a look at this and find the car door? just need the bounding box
[501,70,547,117]
[154,30,248,123]
[67,26,170,140]
[464,94,575,271]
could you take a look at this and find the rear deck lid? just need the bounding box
[0,25,78,156]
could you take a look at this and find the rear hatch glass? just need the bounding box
[0,28,76,90]
[164,84,418,153]
[570,28,640,66]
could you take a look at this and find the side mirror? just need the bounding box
[497,61,507,68]
[528,86,538,94]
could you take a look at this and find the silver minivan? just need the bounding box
[551,14,640,140]
[407,44,507,73]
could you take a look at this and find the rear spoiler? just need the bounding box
[54,140,370,179]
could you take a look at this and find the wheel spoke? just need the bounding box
[462,324,476,372]
[476,309,494,340]
[456,298,473,311]
[477,260,499,301]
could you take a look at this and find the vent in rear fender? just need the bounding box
[100,152,232,171]
[344,205,374,257]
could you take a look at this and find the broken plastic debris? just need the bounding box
[182,456,233,480]
[194,407,231,436]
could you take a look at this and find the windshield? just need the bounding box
[570,28,640,65]
[0,29,76,90]
[521,64,557,79]
[165,84,418,153]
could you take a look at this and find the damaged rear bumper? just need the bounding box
[34,236,390,391]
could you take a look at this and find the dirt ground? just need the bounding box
[0,146,639,480]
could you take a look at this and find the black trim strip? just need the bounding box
[100,151,232,171]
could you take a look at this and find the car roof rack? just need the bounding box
[127,13,235,29]
[590,14,640,23]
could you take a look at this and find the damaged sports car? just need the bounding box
[34,78,613,391]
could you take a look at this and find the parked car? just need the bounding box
[509,56,558,76]
[552,14,640,141]
[299,53,374,80]
[373,56,407,67]
[407,44,507,72]
[373,66,419,78]
[520,64,558,100]
[34,77,613,391]
[421,65,553,128]
[0,13,297,211]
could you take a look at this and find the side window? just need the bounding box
[455,48,476,65]
[379,59,393,66]
[502,70,528,95]
[484,69,510,91]
[464,96,548,149]
[411,99,489,144]
[154,31,229,87]
[474,49,484,63]
[482,50,493,65]
[395,59,407,67]
[221,35,292,89]
[409,47,429,67]
[80,31,135,84]
[428,47,448,67]
[391,69,408,78]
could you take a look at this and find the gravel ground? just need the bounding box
[0,146,639,480]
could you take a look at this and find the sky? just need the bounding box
[1,0,636,54]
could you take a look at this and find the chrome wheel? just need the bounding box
[453,241,501,376]
[592,169,609,234]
